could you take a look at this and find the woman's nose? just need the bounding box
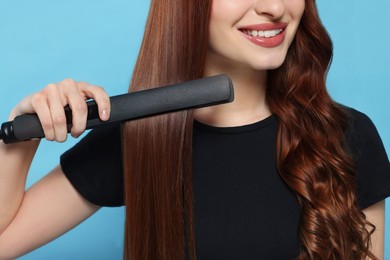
[253,0,285,20]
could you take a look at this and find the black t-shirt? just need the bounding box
[60,108,390,259]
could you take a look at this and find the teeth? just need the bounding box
[243,29,282,38]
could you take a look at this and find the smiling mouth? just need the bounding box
[241,29,284,38]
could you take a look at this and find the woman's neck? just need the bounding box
[194,67,271,127]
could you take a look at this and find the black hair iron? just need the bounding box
[0,74,234,144]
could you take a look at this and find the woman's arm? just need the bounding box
[0,79,110,259]
[362,200,385,260]
[0,140,40,236]
[0,166,100,259]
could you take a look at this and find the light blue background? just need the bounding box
[0,0,388,259]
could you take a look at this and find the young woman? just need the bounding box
[0,0,389,259]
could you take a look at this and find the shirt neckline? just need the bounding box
[193,114,278,134]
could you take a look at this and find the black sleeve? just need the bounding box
[345,108,390,209]
[60,124,124,207]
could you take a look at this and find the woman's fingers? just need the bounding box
[64,81,89,138]
[11,79,111,142]
[30,91,56,141]
[45,83,69,142]
[67,81,111,138]
[79,83,111,121]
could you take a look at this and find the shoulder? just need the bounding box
[344,106,375,135]
[61,124,124,207]
[341,106,390,209]
[342,106,383,154]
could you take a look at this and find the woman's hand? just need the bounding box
[10,79,111,142]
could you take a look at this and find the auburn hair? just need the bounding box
[122,0,377,259]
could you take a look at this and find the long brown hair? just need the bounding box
[267,1,377,259]
[122,0,211,259]
[122,0,376,259]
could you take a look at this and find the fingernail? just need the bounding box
[101,109,108,120]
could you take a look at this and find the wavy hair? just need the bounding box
[267,1,376,259]
[122,0,377,259]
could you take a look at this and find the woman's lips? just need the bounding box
[239,22,288,48]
